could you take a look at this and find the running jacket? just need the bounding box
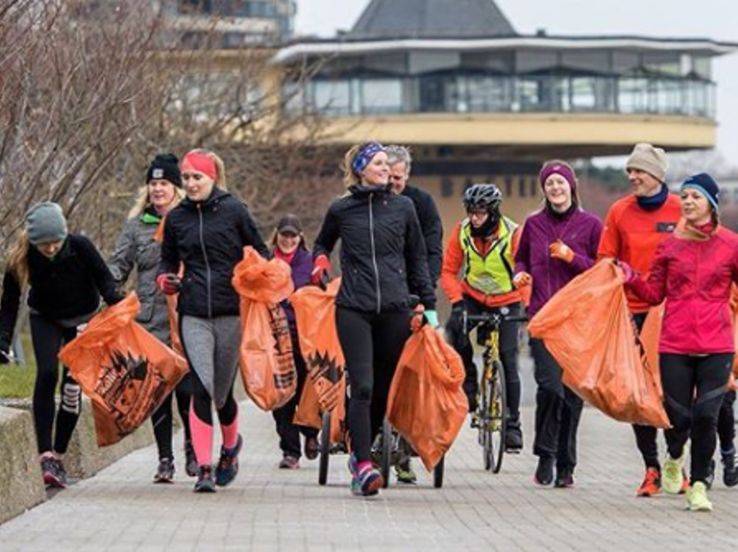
[401,184,444,285]
[598,193,681,313]
[515,206,603,317]
[313,185,435,313]
[627,223,738,355]
[0,235,120,346]
[158,188,269,318]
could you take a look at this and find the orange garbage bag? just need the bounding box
[639,304,665,400]
[154,217,183,355]
[291,279,347,444]
[59,293,189,446]
[232,247,296,411]
[528,260,670,428]
[386,324,468,471]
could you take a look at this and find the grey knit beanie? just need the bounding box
[25,202,68,245]
[626,143,668,182]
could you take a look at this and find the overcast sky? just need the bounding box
[294,0,738,167]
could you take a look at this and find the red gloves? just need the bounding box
[310,255,332,286]
[549,240,575,263]
[156,273,181,295]
[615,261,637,284]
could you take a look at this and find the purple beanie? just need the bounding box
[538,163,577,194]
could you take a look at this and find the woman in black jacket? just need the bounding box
[157,148,269,493]
[311,142,436,496]
[0,202,122,488]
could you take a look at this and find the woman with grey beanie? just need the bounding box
[0,202,123,489]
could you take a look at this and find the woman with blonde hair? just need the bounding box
[109,153,195,483]
[157,148,269,492]
[0,202,122,488]
[311,141,436,496]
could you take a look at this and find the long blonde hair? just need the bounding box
[185,148,228,190]
[341,143,365,189]
[127,184,186,219]
[7,231,30,287]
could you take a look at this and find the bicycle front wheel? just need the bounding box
[381,418,392,488]
[488,360,507,474]
[318,410,331,486]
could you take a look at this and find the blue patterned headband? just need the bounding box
[351,142,385,176]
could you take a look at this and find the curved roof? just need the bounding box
[347,0,517,40]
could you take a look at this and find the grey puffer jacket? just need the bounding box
[108,211,170,343]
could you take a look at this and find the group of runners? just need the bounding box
[0,141,736,511]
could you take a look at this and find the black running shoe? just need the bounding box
[723,451,738,487]
[304,436,319,460]
[184,441,198,478]
[153,458,175,484]
[215,434,243,487]
[505,422,523,452]
[534,456,555,486]
[194,465,216,493]
[42,457,68,489]
[554,467,575,488]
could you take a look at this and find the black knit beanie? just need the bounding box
[146,153,181,188]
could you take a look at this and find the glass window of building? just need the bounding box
[312,80,351,115]
[361,79,404,114]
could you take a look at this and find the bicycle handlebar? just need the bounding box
[464,310,528,328]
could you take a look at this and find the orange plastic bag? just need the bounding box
[639,304,665,400]
[528,260,670,428]
[59,293,189,446]
[154,217,183,355]
[386,325,468,471]
[232,247,296,411]
[291,279,346,444]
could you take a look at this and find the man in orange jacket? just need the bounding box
[598,143,681,497]
[441,183,526,451]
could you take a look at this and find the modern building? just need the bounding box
[165,0,296,46]
[274,0,737,223]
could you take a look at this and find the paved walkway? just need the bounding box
[2,360,738,551]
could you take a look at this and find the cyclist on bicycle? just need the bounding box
[441,183,526,451]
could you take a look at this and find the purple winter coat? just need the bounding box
[275,246,312,327]
[514,206,603,317]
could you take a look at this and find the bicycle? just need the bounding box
[465,307,527,473]
[376,419,445,489]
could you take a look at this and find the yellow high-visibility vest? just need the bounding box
[459,216,517,295]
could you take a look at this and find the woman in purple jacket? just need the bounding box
[271,214,320,469]
[514,160,603,488]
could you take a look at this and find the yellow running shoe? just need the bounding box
[686,482,713,512]
[662,454,685,494]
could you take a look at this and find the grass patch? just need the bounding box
[0,363,36,398]
[0,333,36,399]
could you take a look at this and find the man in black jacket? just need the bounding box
[386,145,444,484]
[386,146,443,287]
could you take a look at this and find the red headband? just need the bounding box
[181,151,218,182]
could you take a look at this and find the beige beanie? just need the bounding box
[626,143,668,182]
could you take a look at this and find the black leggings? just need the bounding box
[336,307,410,463]
[530,338,583,470]
[717,390,736,453]
[630,312,664,470]
[151,373,192,461]
[30,315,80,455]
[190,374,238,428]
[446,298,522,421]
[661,353,733,484]
[272,330,318,458]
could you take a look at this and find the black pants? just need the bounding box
[530,338,583,471]
[630,312,664,470]
[661,353,733,484]
[190,374,238,427]
[30,315,80,455]
[151,373,192,461]
[446,297,522,421]
[336,307,410,463]
[717,390,736,453]
[272,330,319,458]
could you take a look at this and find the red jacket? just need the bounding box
[627,224,738,355]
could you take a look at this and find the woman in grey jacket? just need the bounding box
[109,153,195,483]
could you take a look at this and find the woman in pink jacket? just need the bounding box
[623,173,738,512]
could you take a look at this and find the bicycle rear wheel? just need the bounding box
[318,410,331,486]
[381,418,392,488]
[489,360,507,474]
